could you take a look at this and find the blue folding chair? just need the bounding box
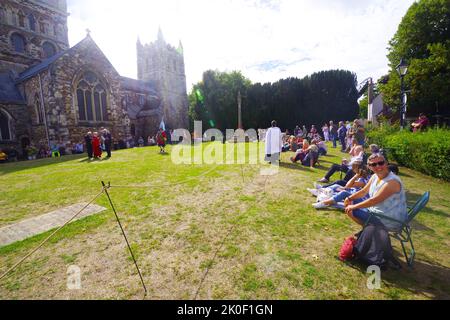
[365,191,430,267]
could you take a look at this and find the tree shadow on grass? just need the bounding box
[0,154,86,175]
[279,161,329,172]
[279,162,307,171]
[343,255,450,299]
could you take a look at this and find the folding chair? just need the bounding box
[365,191,430,267]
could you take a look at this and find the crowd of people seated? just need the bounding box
[296,126,408,232]
[276,118,408,234]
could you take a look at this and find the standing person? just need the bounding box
[302,125,307,138]
[168,129,173,145]
[92,132,102,159]
[345,121,353,152]
[265,120,283,164]
[297,126,303,138]
[322,123,330,142]
[156,128,167,153]
[100,128,106,151]
[353,119,366,146]
[338,121,347,152]
[310,125,318,137]
[85,131,93,160]
[103,129,112,158]
[329,121,338,148]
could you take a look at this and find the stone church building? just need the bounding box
[0,0,188,157]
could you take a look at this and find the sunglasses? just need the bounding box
[369,161,386,167]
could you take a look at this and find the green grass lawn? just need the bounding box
[0,143,449,300]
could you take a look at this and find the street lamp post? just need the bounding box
[396,58,408,130]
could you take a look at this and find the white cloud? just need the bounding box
[67,0,415,90]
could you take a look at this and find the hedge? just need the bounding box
[367,127,450,181]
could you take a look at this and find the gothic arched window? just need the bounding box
[11,11,17,26]
[28,14,36,31]
[39,20,47,34]
[11,33,26,53]
[0,109,12,141]
[18,10,25,27]
[0,7,6,24]
[43,42,56,58]
[76,72,109,122]
[34,95,44,124]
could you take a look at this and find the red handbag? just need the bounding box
[339,236,357,261]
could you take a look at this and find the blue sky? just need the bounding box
[67,0,416,90]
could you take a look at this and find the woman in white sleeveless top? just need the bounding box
[344,153,408,231]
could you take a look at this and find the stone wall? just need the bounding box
[0,0,69,72]
[19,36,129,150]
[0,102,32,155]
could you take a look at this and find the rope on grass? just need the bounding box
[193,223,237,300]
[192,163,277,299]
[0,189,105,281]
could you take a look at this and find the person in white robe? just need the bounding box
[264,120,283,163]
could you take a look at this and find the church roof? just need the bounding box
[120,77,157,94]
[16,39,85,84]
[0,73,26,104]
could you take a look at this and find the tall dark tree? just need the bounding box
[189,69,360,131]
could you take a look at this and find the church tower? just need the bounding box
[0,0,69,73]
[136,28,188,130]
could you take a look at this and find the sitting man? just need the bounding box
[317,145,365,183]
[290,140,310,163]
[290,140,319,168]
[315,138,327,156]
[344,153,408,230]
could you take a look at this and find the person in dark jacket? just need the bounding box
[337,121,347,152]
[103,129,112,158]
[329,121,338,148]
[84,131,93,160]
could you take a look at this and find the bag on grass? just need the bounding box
[339,236,357,261]
[353,224,401,269]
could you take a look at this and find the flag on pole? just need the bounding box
[159,119,166,131]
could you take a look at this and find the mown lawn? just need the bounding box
[0,143,449,300]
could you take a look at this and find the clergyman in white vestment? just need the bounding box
[264,120,283,163]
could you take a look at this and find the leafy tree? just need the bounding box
[380,0,450,119]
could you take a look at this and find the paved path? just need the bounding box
[0,203,106,247]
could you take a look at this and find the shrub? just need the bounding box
[367,127,450,181]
